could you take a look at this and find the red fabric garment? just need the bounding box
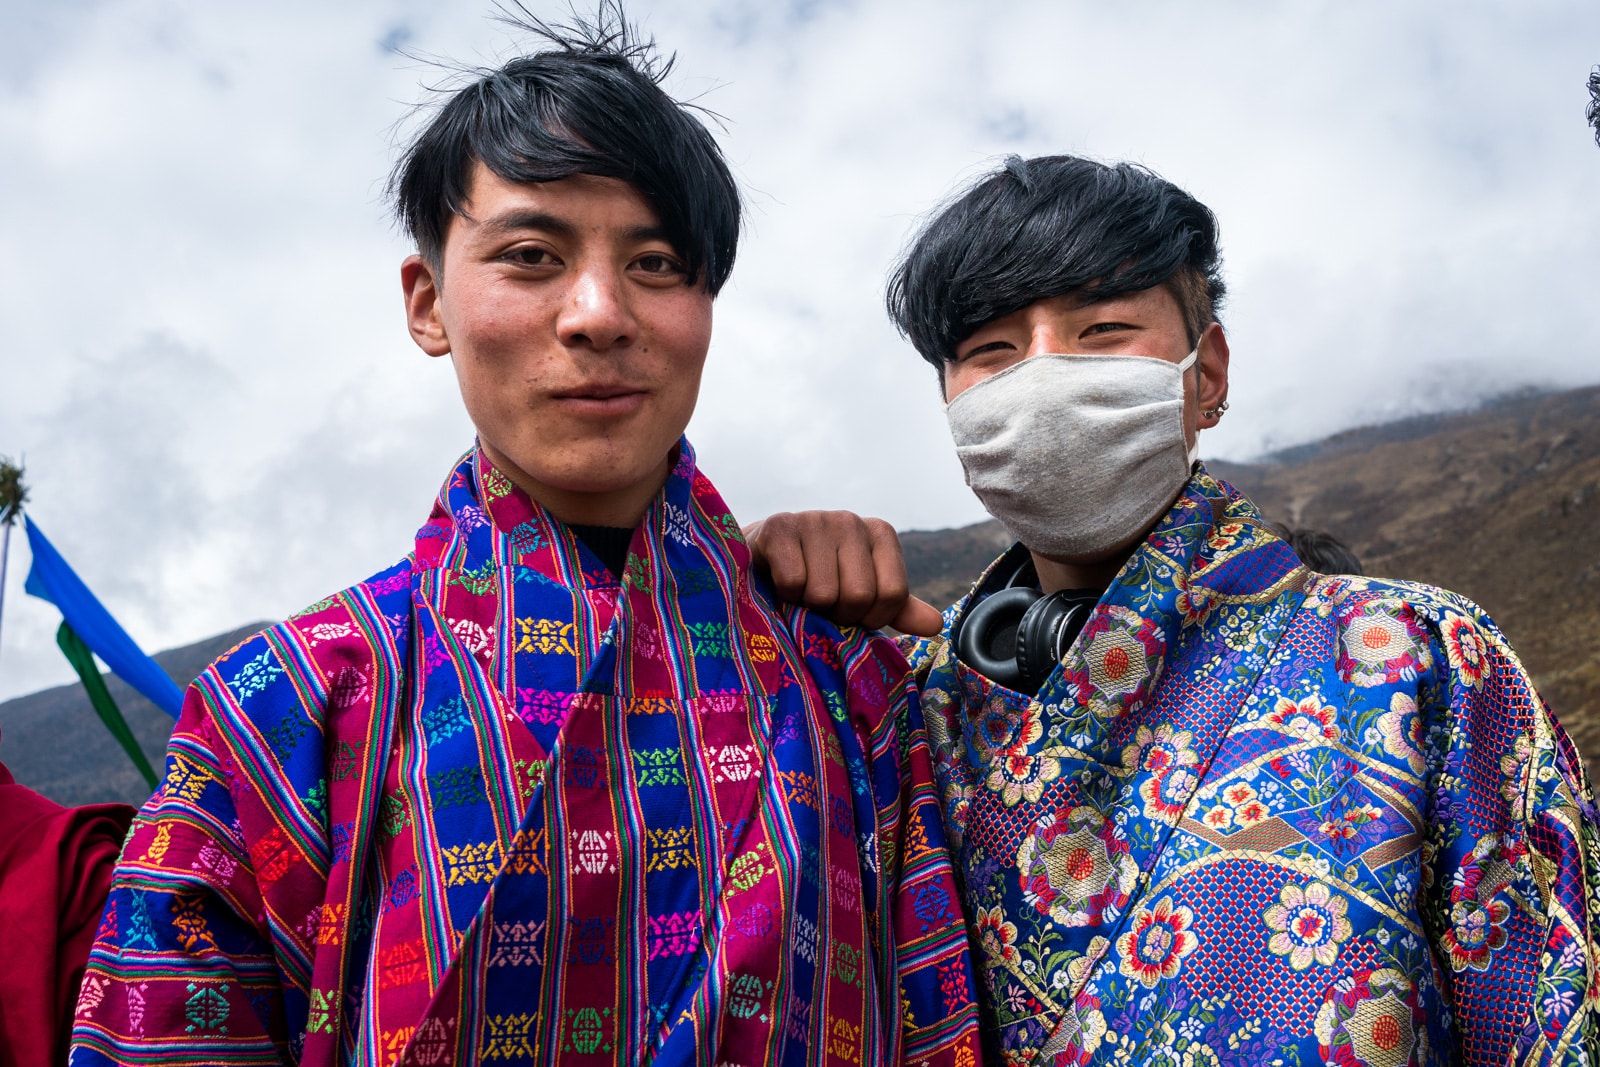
[0,758,133,1067]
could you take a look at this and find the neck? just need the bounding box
[482,442,669,529]
[1030,546,1133,595]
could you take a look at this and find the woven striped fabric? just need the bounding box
[69,442,982,1066]
[911,464,1600,1066]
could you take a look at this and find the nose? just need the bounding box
[557,263,637,352]
[1024,314,1068,358]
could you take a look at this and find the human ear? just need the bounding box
[1195,322,1231,429]
[401,254,451,358]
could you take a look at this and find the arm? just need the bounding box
[70,686,288,1065]
[744,512,944,636]
[842,633,982,1065]
[1414,602,1600,1066]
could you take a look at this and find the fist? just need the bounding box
[743,511,944,637]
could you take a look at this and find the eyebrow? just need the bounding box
[475,211,674,248]
[477,210,577,240]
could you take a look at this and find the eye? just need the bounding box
[955,340,1014,363]
[633,252,687,277]
[1084,321,1137,335]
[503,245,560,268]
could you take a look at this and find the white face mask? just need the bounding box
[944,349,1200,559]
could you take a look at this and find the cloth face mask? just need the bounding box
[944,349,1200,559]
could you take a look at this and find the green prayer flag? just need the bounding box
[55,621,159,791]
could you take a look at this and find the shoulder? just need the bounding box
[1305,571,1489,624]
[777,604,910,677]
[1303,573,1514,684]
[192,558,415,737]
[774,605,915,718]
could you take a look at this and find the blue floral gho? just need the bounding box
[911,464,1600,1067]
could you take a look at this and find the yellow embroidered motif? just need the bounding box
[645,827,697,872]
[442,842,502,885]
[481,1013,537,1059]
[163,755,216,803]
[505,828,547,876]
[142,824,172,866]
[516,618,576,656]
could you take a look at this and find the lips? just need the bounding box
[549,384,649,417]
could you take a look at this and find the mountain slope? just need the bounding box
[0,623,268,807]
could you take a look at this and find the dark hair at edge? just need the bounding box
[1268,522,1364,577]
[886,154,1226,368]
[389,2,741,294]
[1588,66,1600,148]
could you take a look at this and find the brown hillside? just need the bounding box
[0,622,268,807]
[903,385,1600,770]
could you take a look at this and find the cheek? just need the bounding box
[943,363,990,402]
[649,295,713,384]
[441,272,552,351]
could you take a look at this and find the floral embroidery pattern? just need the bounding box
[1015,805,1138,928]
[1116,896,1198,987]
[1314,967,1422,1067]
[1263,881,1352,970]
[1373,692,1425,776]
[1439,612,1489,690]
[1266,694,1340,743]
[975,906,1019,967]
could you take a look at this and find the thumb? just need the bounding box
[891,596,944,638]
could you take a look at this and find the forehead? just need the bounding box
[448,162,663,243]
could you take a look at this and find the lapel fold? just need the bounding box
[923,466,1310,1045]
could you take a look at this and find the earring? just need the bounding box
[1203,400,1229,420]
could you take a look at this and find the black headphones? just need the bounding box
[952,547,1102,694]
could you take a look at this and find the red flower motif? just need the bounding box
[1115,896,1197,987]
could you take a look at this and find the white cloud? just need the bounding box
[2,0,1598,699]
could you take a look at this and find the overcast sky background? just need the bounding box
[1,0,1598,702]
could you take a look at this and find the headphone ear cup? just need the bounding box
[1015,592,1096,692]
[955,586,1041,692]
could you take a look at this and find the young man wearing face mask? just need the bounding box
[750,155,1600,1065]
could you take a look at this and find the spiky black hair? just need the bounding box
[887,155,1225,367]
[390,2,740,293]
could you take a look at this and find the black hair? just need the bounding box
[1588,66,1600,148]
[389,2,740,294]
[1268,523,1364,576]
[886,155,1225,367]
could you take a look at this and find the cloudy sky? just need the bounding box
[1,0,1598,702]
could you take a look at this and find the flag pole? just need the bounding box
[0,456,27,671]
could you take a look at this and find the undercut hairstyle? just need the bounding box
[1589,66,1600,148]
[390,3,740,294]
[887,155,1226,367]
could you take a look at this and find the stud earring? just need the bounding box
[1203,400,1229,420]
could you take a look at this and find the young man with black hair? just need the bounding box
[752,154,1600,1064]
[69,17,981,1066]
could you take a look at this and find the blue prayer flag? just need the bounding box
[23,517,182,718]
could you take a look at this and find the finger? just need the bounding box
[794,517,842,614]
[831,516,881,627]
[891,596,944,638]
[756,518,810,603]
[858,519,910,631]
[740,519,765,559]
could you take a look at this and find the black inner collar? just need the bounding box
[568,523,635,577]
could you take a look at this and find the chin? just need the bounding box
[529,443,668,491]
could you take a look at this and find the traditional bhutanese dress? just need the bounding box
[911,464,1599,1067]
[70,443,982,1066]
